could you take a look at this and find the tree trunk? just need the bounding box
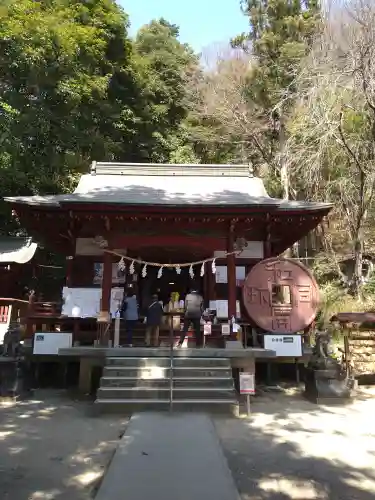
[279,120,293,258]
[351,228,364,299]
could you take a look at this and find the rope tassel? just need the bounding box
[189,265,194,279]
[200,262,205,277]
[129,260,135,274]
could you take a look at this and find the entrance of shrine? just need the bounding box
[138,266,203,311]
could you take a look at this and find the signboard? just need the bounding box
[33,332,73,355]
[240,373,255,395]
[62,287,124,318]
[215,300,241,319]
[215,266,228,284]
[203,323,212,336]
[221,323,230,336]
[264,334,303,357]
[215,266,246,284]
[93,263,126,285]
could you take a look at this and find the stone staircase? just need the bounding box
[95,356,238,415]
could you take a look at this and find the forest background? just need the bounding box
[1,0,375,323]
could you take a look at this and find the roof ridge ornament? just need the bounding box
[89,162,255,177]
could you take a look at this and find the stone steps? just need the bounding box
[105,356,230,368]
[102,367,232,378]
[97,387,235,400]
[95,355,238,415]
[100,377,234,388]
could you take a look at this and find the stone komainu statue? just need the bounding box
[309,330,345,376]
[305,329,353,403]
[2,323,22,358]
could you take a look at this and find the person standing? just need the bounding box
[121,288,139,347]
[145,294,163,347]
[177,287,204,348]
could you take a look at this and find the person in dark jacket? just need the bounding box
[177,288,204,348]
[145,294,163,347]
[121,287,139,347]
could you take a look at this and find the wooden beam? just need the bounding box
[108,235,227,251]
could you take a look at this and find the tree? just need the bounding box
[286,0,375,296]
[0,0,140,231]
[231,0,322,198]
[132,18,198,162]
[186,48,273,173]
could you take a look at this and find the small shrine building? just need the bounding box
[0,236,38,341]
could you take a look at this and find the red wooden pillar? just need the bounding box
[227,223,236,319]
[101,251,112,314]
[203,266,209,307]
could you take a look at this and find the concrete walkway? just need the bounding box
[95,412,241,500]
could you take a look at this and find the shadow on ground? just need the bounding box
[0,390,127,500]
[216,388,375,500]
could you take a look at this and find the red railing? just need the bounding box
[0,298,29,326]
[0,305,9,323]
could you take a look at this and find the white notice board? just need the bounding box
[62,287,124,318]
[111,288,124,316]
[240,373,255,394]
[62,287,101,317]
[215,266,246,284]
[214,300,241,319]
[33,332,73,355]
[215,266,228,283]
[264,334,303,357]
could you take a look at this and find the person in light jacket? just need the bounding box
[177,288,204,348]
[121,288,139,347]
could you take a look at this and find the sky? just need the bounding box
[119,0,249,53]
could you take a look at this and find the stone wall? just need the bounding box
[349,332,375,376]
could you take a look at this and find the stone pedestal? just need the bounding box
[0,358,32,399]
[304,368,353,404]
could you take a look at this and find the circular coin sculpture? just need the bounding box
[242,257,319,333]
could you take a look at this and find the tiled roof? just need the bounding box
[4,162,333,211]
[0,237,37,264]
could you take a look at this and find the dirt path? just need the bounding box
[215,387,375,500]
[0,391,127,500]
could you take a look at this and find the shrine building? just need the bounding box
[2,162,334,408]
[4,162,332,345]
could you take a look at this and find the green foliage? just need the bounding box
[0,3,198,233]
[0,0,138,207]
[234,0,321,108]
[132,19,199,162]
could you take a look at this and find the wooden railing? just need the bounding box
[0,298,29,325]
[30,301,62,318]
[0,305,9,324]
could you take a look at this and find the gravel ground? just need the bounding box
[215,387,375,500]
[0,391,127,500]
[1,388,375,500]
